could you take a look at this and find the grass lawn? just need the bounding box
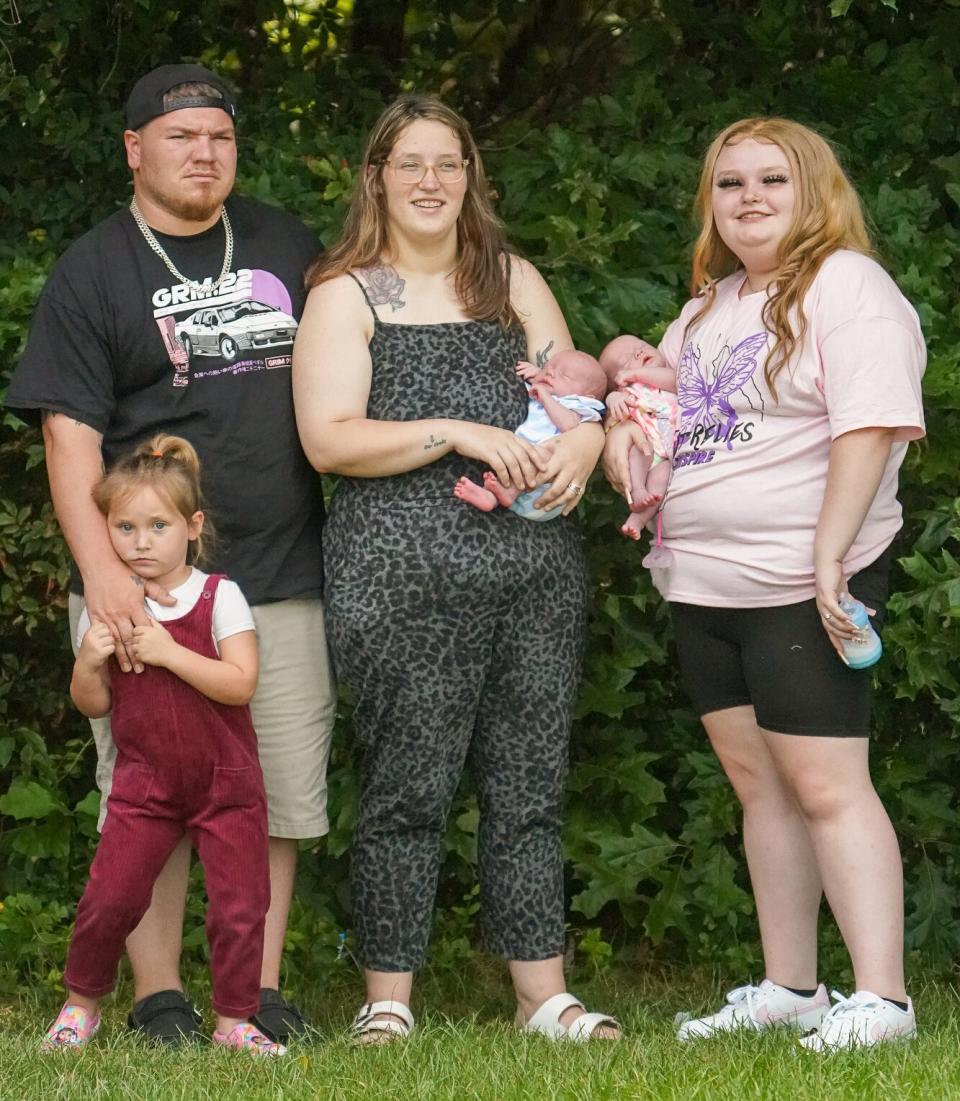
[2,965,957,1100]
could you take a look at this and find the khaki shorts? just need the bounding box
[69,594,336,838]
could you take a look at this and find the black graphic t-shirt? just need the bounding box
[8,196,325,604]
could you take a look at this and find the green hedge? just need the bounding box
[1,1,958,992]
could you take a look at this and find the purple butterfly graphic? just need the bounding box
[676,331,768,448]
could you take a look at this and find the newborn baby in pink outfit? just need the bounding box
[600,334,679,541]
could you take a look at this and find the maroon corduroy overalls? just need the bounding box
[64,574,269,1018]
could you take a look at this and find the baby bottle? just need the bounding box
[838,596,882,669]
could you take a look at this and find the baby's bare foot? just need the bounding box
[454,476,498,512]
[621,516,644,540]
[630,489,660,510]
[482,471,518,509]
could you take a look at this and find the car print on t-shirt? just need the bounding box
[175,301,298,363]
[152,268,300,387]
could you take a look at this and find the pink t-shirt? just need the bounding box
[652,250,926,607]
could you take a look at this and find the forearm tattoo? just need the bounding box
[130,575,144,587]
[360,264,407,312]
[535,341,555,368]
[424,434,447,451]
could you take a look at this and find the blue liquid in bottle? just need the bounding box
[839,597,882,669]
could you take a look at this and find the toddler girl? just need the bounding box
[42,434,283,1057]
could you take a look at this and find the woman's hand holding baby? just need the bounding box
[534,423,605,515]
[448,420,548,490]
[602,420,653,505]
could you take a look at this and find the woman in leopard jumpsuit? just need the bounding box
[293,95,618,1042]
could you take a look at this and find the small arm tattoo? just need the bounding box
[130,575,144,587]
[360,264,407,312]
[424,434,447,451]
[535,341,555,369]
[42,409,90,431]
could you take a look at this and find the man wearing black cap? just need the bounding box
[8,64,334,1045]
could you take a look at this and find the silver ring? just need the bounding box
[568,482,584,496]
[822,612,832,622]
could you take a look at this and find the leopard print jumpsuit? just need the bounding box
[323,276,589,970]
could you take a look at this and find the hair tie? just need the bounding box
[151,449,163,458]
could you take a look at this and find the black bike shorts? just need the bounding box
[670,548,892,737]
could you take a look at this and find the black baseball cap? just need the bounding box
[125,63,238,131]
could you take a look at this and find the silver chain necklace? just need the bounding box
[128,198,234,292]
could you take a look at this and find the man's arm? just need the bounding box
[42,412,164,672]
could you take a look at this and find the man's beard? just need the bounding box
[164,192,224,222]
[159,186,226,224]
[141,174,231,226]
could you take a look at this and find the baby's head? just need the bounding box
[599,334,659,384]
[539,349,607,402]
[93,434,213,565]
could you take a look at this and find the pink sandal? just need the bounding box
[213,1021,287,1057]
[41,1003,101,1052]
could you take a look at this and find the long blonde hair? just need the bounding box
[94,434,213,564]
[688,117,872,396]
[307,94,518,327]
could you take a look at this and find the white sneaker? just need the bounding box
[676,979,830,1041]
[799,990,916,1051]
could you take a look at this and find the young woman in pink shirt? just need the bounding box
[604,118,925,1051]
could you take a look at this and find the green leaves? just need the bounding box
[570,823,676,920]
[0,893,72,985]
[830,0,898,15]
[885,544,960,701]
[0,779,59,820]
[905,855,960,966]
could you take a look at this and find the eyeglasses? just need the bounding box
[383,157,470,184]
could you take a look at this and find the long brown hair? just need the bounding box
[688,117,872,397]
[93,434,213,564]
[307,94,518,327]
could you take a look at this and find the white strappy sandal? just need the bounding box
[351,1000,415,1044]
[522,992,621,1041]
